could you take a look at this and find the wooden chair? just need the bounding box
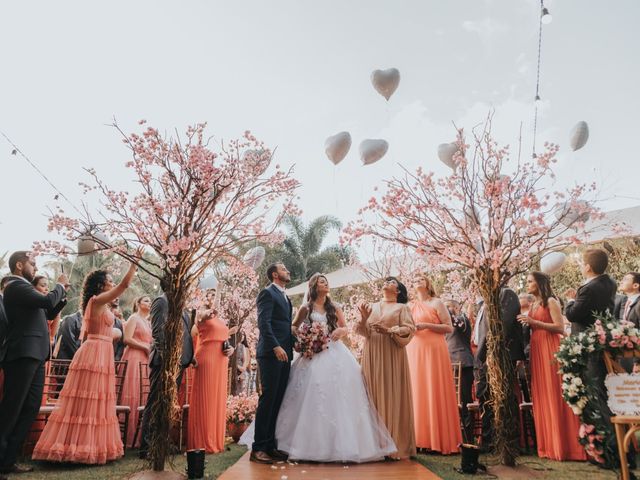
[179,366,193,451]
[451,362,467,439]
[518,362,536,453]
[604,351,640,480]
[131,362,150,448]
[114,360,130,452]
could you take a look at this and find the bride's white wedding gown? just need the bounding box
[239,311,397,462]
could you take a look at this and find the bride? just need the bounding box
[240,273,396,462]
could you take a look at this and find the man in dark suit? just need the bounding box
[445,300,474,442]
[53,310,83,360]
[617,272,640,326]
[138,277,195,458]
[250,263,293,464]
[0,251,67,476]
[109,298,125,362]
[473,288,524,451]
[0,277,11,367]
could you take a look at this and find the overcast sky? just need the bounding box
[1,0,639,262]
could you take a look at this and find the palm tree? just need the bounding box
[278,215,351,285]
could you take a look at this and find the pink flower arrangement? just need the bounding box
[294,321,330,359]
[226,393,259,425]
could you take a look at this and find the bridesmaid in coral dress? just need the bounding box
[119,295,152,448]
[188,288,235,453]
[32,255,139,464]
[518,272,586,461]
[408,274,462,454]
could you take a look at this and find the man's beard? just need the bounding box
[23,270,35,282]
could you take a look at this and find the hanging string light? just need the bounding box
[532,0,551,158]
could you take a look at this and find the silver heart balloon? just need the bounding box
[371,68,400,101]
[324,132,352,165]
[569,121,589,151]
[359,139,389,165]
[437,142,459,169]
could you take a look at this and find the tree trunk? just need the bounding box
[478,270,519,467]
[148,279,186,472]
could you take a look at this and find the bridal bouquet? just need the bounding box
[294,321,330,359]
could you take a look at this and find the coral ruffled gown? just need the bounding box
[32,297,123,464]
[119,314,151,448]
[187,315,229,453]
[407,301,462,454]
[529,305,586,461]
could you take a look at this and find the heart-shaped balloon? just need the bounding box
[371,68,400,101]
[438,143,459,169]
[77,236,96,256]
[359,139,389,165]
[554,200,591,228]
[540,251,566,274]
[243,246,266,269]
[324,132,351,165]
[569,121,589,151]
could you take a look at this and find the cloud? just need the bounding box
[462,17,509,42]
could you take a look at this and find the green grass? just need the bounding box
[416,452,634,479]
[16,444,246,480]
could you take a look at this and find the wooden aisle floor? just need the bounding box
[218,451,441,480]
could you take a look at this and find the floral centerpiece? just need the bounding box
[294,321,330,359]
[556,313,640,467]
[226,393,259,442]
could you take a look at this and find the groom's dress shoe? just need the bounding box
[250,451,274,464]
[269,449,288,461]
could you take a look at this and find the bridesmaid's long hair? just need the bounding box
[419,273,438,298]
[81,270,109,313]
[306,273,338,332]
[386,276,409,304]
[530,271,556,308]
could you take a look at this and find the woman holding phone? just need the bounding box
[187,285,235,453]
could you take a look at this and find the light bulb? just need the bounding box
[535,94,542,105]
[541,7,552,24]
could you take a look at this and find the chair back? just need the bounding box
[451,362,462,406]
[139,362,150,406]
[114,360,128,404]
[44,359,73,404]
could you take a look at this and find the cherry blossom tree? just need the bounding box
[344,115,606,466]
[45,121,299,471]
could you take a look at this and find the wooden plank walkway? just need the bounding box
[218,451,441,480]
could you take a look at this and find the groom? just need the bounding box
[250,263,293,464]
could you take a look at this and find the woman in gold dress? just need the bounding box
[356,276,416,459]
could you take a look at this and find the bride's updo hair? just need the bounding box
[306,273,338,332]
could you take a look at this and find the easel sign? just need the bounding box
[606,373,640,416]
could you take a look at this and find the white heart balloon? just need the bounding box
[540,251,567,274]
[243,246,266,269]
[199,274,218,291]
[438,142,459,169]
[554,200,591,228]
[371,68,400,101]
[570,121,589,151]
[77,236,96,256]
[464,205,480,226]
[359,139,389,166]
[324,132,351,165]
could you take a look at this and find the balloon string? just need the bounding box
[532,0,544,157]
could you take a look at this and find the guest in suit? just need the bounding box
[53,310,83,360]
[445,300,474,443]
[109,298,125,361]
[618,272,640,326]
[0,251,67,476]
[250,263,294,464]
[565,249,620,462]
[473,288,524,451]
[138,277,195,458]
[32,276,66,354]
[0,276,11,404]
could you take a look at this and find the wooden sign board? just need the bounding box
[606,374,640,416]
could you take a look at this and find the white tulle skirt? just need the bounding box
[239,340,396,462]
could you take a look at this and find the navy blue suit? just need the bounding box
[252,284,293,453]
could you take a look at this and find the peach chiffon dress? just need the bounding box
[119,313,151,448]
[357,302,417,459]
[187,315,229,453]
[32,297,123,464]
[529,305,586,461]
[407,301,462,453]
